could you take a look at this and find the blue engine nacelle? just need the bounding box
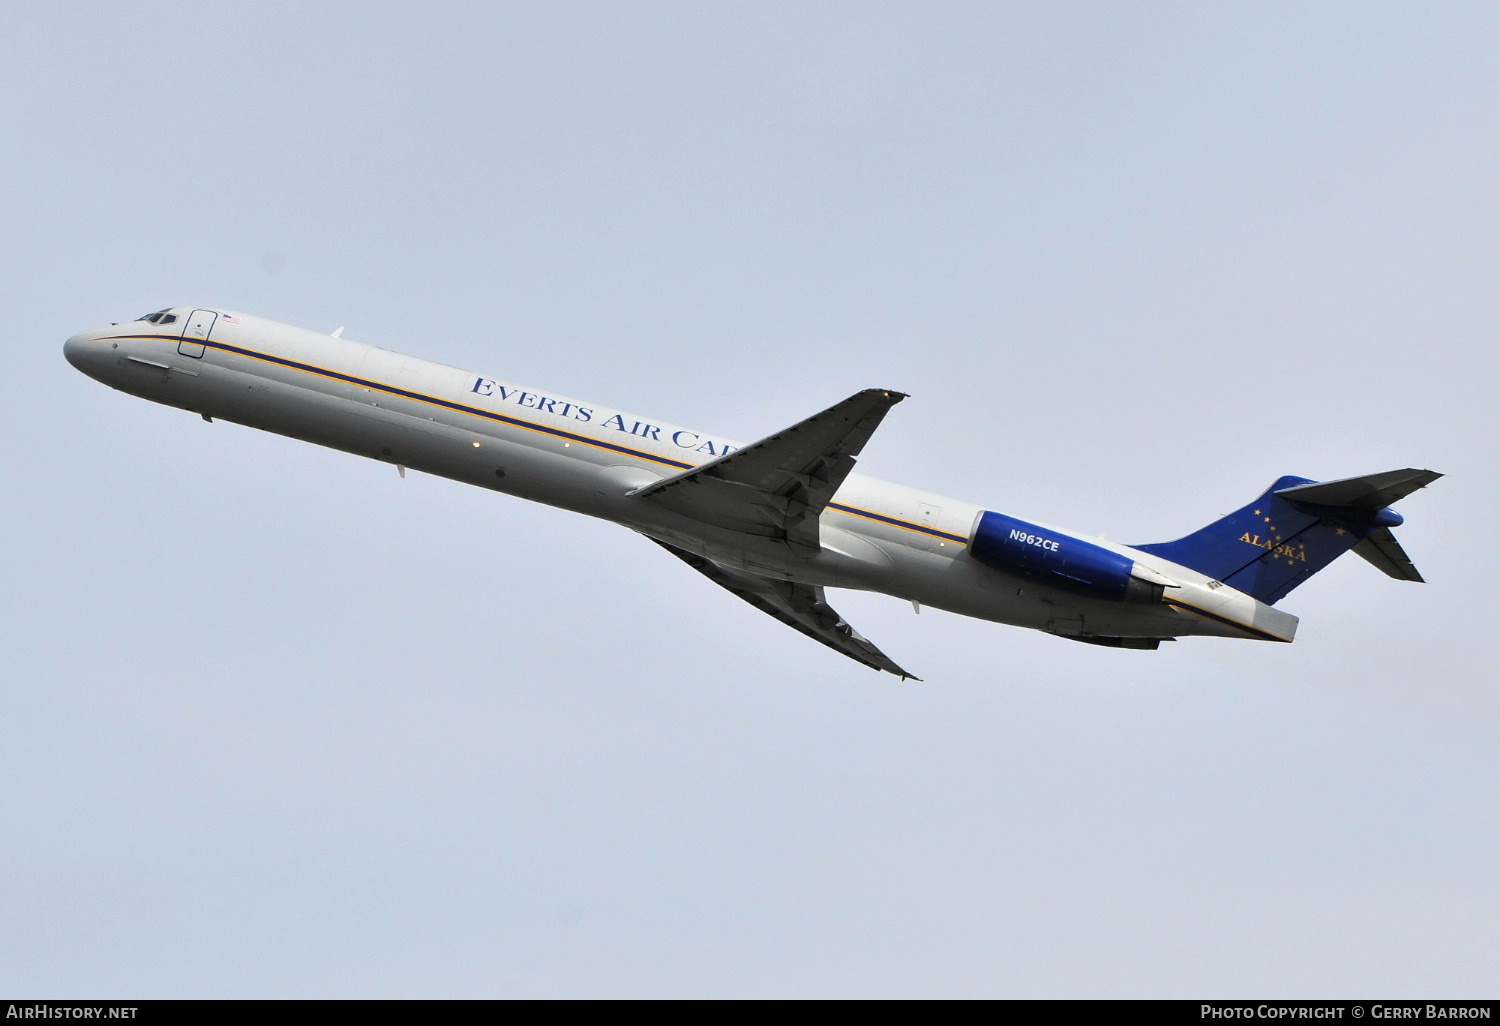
[970,511,1161,603]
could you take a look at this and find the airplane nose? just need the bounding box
[63,329,110,377]
[63,331,90,371]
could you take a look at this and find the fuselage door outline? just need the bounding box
[178,309,216,359]
[918,502,943,550]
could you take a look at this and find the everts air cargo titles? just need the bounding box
[65,308,1440,679]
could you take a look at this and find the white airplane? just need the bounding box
[64,307,1440,679]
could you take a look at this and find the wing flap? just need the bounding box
[634,389,906,554]
[652,539,920,680]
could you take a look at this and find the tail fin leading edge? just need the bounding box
[1135,469,1440,605]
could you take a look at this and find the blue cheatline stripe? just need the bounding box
[108,332,697,469]
[107,332,969,546]
[826,502,969,545]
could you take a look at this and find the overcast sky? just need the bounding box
[3,1,1495,998]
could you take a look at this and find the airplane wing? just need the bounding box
[633,389,907,556]
[651,539,920,680]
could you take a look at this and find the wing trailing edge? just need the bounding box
[651,539,920,680]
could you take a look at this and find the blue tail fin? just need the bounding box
[1135,469,1439,605]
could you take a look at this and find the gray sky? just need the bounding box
[3,1,1495,998]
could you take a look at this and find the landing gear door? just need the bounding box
[178,309,216,358]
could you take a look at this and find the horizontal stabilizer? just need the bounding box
[1275,468,1441,511]
[1352,527,1426,582]
[1137,468,1440,604]
[651,538,919,679]
[634,389,906,555]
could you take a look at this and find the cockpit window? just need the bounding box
[157,313,177,324]
[136,309,172,323]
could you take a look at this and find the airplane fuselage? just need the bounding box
[64,308,1301,666]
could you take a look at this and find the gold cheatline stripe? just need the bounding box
[829,503,968,545]
[113,332,971,544]
[111,333,694,469]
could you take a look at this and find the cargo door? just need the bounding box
[351,347,411,409]
[917,502,944,551]
[344,346,427,468]
[1044,605,1086,637]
